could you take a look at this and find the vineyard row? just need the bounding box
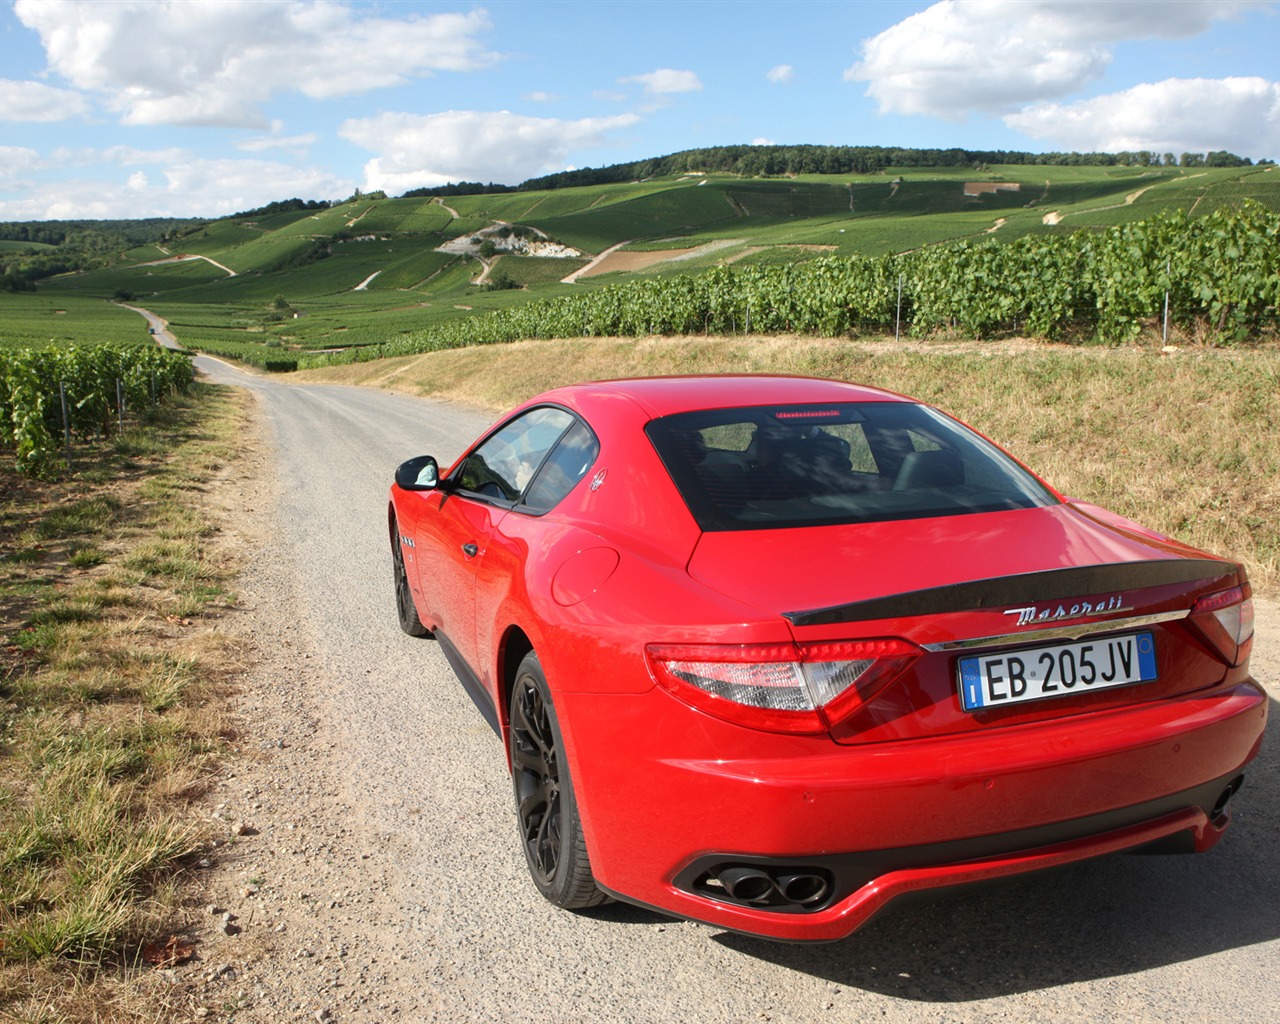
[296,202,1279,371]
[1,344,194,476]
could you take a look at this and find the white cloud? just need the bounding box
[766,65,794,85]
[0,146,43,176]
[619,69,703,95]
[237,134,320,154]
[1007,77,1280,156]
[339,109,642,191]
[847,0,1269,120]
[752,137,777,146]
[118,92,272,130]
[0,143,189,176]
[160,158,351,212]
[13,0,499,128]
[0,181,130,221]
[524,91,561,103]
[0,156,352,220]
[0,78,91,122]
[51,145,190,169]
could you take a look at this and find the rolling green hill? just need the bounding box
[4,160,1277,364]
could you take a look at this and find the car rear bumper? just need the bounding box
[557,677,1267,942]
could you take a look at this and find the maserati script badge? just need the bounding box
[1003,595,1130,627]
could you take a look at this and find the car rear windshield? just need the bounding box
[645,402,1058,531]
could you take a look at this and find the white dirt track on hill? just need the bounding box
[176,355,1280,1024]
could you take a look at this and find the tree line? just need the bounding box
[0,217,202,248]
[1,218,204,292]
[409,144,1266,197]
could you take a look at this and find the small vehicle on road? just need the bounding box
[388,375,1264,941]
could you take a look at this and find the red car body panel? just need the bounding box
[388,375,1266,941]
[687,503,1209,615]
[558,681,1262,940]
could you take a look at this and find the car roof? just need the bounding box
[543,375,914,419]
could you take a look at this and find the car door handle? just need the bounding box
[462,543,479,558]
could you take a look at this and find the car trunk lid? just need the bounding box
[686,503,1247,743]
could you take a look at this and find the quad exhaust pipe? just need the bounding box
[719,866,775,904]
[1210,775,1244,823]
[777,871,830,906]
[697,774,1252,914]
[714,864,832,909]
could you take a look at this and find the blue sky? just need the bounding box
[2,0,1278,220]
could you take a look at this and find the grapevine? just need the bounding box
[0,344,194,476]
[279,202,1279,369]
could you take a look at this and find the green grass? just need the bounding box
[48,258,231,302]
[370,250,462,290]
[527,183,740,252]
[489,255,588,287]
[0,384,245,1019]
[36,497,121,540]
[0,294,155,348]
[168,220,263,252]
[340,196,453,234]
[1,239,57,253]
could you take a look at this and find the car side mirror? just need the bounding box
[395,455,441,491]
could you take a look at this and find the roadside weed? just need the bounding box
[0,385,248,1020]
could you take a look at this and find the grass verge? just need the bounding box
[303,334,1280,593]
[1,384,249,1022]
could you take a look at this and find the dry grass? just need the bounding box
[301,334,1280,592]
[0,386,251,1022]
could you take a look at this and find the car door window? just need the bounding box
[523,420,600,513]
[455,407,575,502]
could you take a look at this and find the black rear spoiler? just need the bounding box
[784,558,1240,627]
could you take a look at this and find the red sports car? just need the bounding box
[388,375,1264,942]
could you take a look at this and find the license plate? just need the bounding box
[958,631,1157,712]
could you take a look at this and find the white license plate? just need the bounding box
[958,631,1157,712]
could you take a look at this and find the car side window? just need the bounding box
[455,407,575,503]
[523,420,600,513]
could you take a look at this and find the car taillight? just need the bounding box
[1188,583,1254,666]
[645,639,921,734]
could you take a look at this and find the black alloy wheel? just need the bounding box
[391,520,430,637]
[508,652,607,909]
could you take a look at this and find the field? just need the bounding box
[0,293,155,348]
[1,163,1276,366]
[1,239,56,253]
[491,254,590,286]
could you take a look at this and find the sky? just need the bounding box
[1,0,1278,221]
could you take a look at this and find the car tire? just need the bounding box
[509,651,608,909]
[391,520,430,637]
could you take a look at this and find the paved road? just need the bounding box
[199,354,1280,1024]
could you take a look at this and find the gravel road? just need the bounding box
[183,355,1280,1024]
